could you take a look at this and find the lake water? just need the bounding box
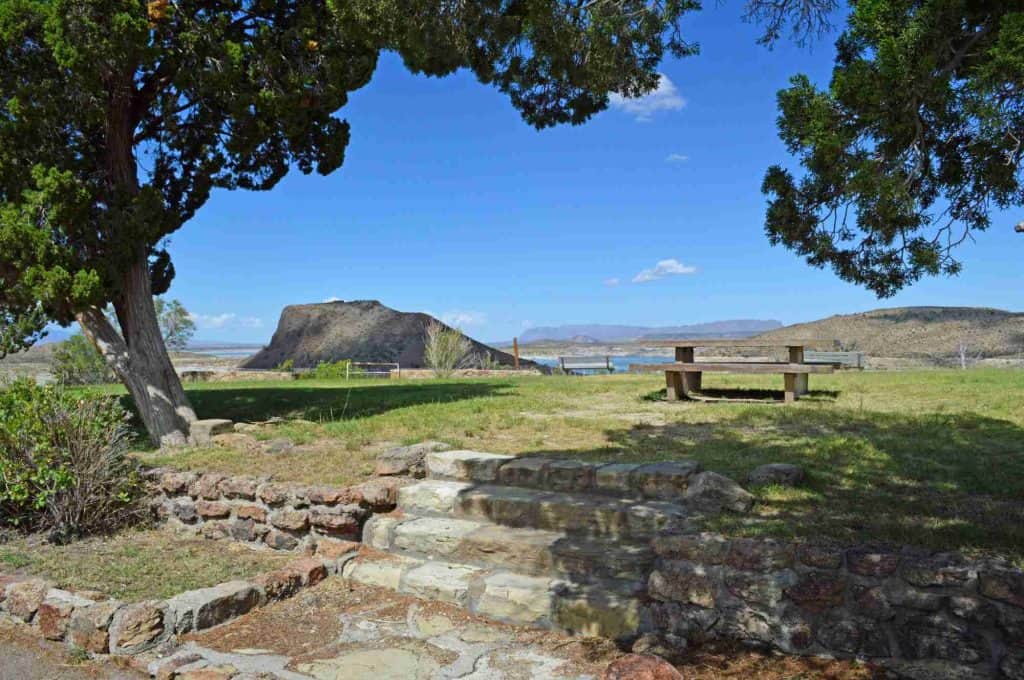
[184,348,672,373]
[530,355,672,373]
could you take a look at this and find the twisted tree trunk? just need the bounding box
[77,253,197,448]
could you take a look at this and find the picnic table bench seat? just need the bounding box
[633,340,835,403]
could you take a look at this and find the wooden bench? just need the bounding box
[804,350,866,369]
[633,340,834,403]
[559,356,613,374]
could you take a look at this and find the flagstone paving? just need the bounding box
[177,577,620,679]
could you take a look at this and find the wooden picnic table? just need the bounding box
[635,339,834,403]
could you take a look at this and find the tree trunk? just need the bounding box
[77,254,197,448]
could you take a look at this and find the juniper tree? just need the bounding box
[0,0,840,445]
[763,1,1024,297]
[0,0,701,445]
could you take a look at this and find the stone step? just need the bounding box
[364,514,655,582]
[398,480,693,539]
[341,550,643,641]
[426,450,703,502]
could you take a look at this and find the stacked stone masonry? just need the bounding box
[151,468,399,552]
[647,532,1024,679]
[356,449,1024,680]
[0,550,356,660]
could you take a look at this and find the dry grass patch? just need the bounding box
[0,529,292,601]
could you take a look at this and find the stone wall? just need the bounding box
[151,469,399,553]
[1,553,354,672]
[646,532,1024,679]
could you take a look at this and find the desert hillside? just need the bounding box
[754,307,1024,358]
[243,300,540,370]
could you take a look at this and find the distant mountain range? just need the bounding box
[517,320,784,344]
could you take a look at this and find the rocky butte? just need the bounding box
[243,300,540,370]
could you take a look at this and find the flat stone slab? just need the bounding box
[475,572,558,625]
[400,562,481,606]
[393,517,482,558]
[166,580,261,633]
[456,525,562,576]
[398,480,473,515]
[454,484,690,538]
[362,515,404,550]
[343,555,419,591]
[188,419,235,446]
[426,450,514,482]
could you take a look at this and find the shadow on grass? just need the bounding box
[522,408,1024,561]
[641,387,840,403]
[181,380,513,424]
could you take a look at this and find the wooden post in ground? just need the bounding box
[513,338,520,370]
[788,345,809,396]
[784,372,798,403]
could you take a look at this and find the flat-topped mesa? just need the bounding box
[425,450,706,503]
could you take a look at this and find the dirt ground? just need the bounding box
[0,618,144,680]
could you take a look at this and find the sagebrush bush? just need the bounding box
[51,334,114,385]
[0,379,146,542]
[424,321,472,378]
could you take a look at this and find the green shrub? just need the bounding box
[51,334,114,385]
[276,359,295,372]
[298,359,360,380]
[0,379,146,542]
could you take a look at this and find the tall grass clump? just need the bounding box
[424,320,471,378]
[0,379,146,543]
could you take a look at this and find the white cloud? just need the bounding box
[632,258,698,283]
[323,296,343,303]
[440,310,487,329]
[609,74,686,122]
[189,312,263,330]
[665,153,689,163]
[604,277,621,287]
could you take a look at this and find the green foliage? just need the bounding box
[104,296,196,351]
[763,2,1024,297]
[0,379,145,541]
[154,298,195,351]
[51,334,115,385]
[0,0,697,352]
[297,359,365,380]
[276,359,295,373]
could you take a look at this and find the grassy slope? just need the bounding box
[134,370,1024,563]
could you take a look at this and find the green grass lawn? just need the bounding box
[133,369,1024,564]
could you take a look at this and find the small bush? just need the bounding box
[51,334,114,385]
[276,359,295,372]
[0,379,146,542]
[298,359,358,380]
[424,321,472,378]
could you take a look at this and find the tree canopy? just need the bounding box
[762,1,1024,297]
[0,0,702,442]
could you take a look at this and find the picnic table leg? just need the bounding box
[665,371,685,401]
[784,373,798,403]
[684,371,702,393]
[788,346,809,395]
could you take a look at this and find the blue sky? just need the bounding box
[158,6,1020,344]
